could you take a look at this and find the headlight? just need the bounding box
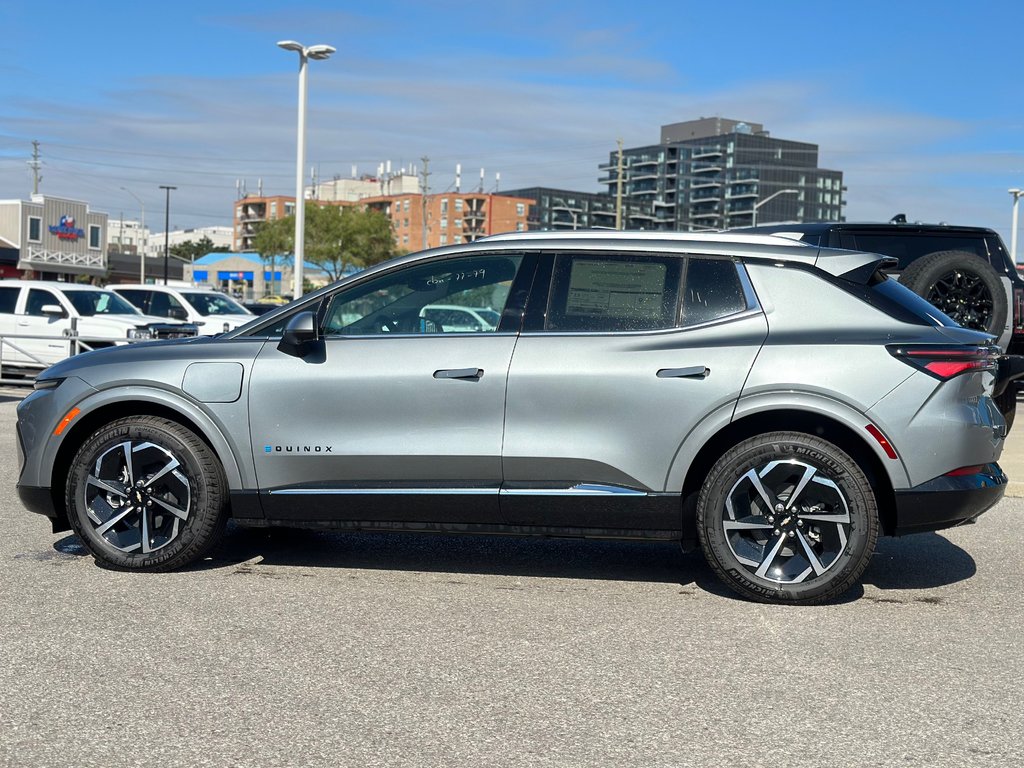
[127,328,154,340]
[33,377,65,391]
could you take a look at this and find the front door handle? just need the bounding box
[434,368,483,380]
[657,366,710,379]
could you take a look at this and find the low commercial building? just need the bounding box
[0,194,109,280]
[184,252,330,300]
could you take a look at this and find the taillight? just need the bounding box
[887,344,998,380]
[1014,287,1024,334]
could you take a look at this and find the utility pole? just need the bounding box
[614,138,624,231]
[28,140,42,195]
[420,155,430,250]
[160,185,176,285]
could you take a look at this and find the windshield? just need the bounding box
[65,290,142,316]
[181,291,250,316]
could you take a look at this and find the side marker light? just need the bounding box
[54,408,81,437]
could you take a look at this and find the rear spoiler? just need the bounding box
[813,248,898,284]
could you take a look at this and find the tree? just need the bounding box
[252,204,399,284]
[251,218,293,295]
[169,236,229,262]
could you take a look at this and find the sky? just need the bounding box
[2,0,1023,247]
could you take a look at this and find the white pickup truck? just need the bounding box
[0,280,197,374]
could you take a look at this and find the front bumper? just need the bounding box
[893,463,1006,535]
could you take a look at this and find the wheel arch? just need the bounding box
[49,390,247,523]
[681,408,900,537]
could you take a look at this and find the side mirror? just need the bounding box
[278,311,319,357]
[41,304,67,318]
[168,307,189,321]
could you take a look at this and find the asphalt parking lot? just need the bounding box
[1,389,1022,768]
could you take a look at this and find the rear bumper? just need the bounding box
[893,463,1006,535]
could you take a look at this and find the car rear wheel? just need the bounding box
[65,416,228,571]
[697,432,879,604]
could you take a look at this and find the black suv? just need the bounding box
[743,220,1024,353]
[743,220,1024,427]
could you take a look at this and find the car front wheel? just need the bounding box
[697,432,879,604]
[65,416,228,571]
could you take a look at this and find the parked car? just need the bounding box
[742,220,1024,429]
[0,280,197,374]
[16,231,1020,603]
[419,304,500,332]
[111,284,255,336]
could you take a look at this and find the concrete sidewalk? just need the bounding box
[1001,413,1024,497]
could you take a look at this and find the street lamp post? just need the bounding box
[159,185,176,285]
[121,187,146,282]
[1010,188,1024,265]
[752,188,799,226]
[278,39,335,300]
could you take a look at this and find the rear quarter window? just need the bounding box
[869,275,958,328]
[841,233,990,271]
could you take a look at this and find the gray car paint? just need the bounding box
[15,231,1005,538]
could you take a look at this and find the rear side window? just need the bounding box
[545,254,681,332]
[682,258,747,325]
[841,233,989,271]
[0,287,19,313]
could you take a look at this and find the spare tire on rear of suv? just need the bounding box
[899,250,1007,337]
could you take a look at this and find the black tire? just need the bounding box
[899,250,1007,337]
[994,385,1018,434]
[697,431,879,604]
[65,416,228,571]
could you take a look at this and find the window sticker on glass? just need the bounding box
[565,260,666,319]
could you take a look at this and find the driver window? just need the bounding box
[322,254,523,336]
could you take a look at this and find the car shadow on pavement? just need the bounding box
[861,532,976,591]
[206,524,705,586]
[52,526,977,600]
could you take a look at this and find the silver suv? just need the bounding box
[15,232,1016,603]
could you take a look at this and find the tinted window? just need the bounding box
[849,234,988,271]
[682,258,747,325]
[871,276,957,328]
[116,289,148,312]
[26,289,60,316]
[545,253,681,332]
[0,287,20,313]
[321,254,523,336]
[28,217,41,242]
[148,292,185,317]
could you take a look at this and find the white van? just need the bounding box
[112,285,256,336]
[0,280,197,372]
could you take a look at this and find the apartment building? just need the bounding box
[602,118,845,231]
[501,187,655,231]
[233,195,296,251]
[362,193,532,250]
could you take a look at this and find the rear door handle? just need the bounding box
[434,368,483,380]
[657,366,709,379]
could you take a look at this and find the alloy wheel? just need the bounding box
[926,270,994,331]
[82,440,192,554]
[722,459,851,585]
